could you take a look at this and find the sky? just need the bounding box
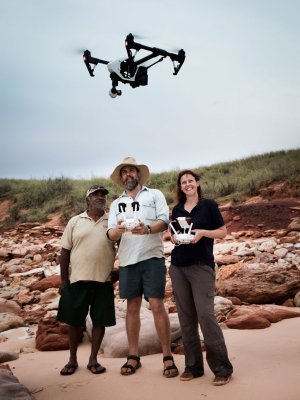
[0,0,299,180]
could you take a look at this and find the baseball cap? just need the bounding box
[86,184,109,198]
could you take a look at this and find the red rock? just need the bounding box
[215,255,240,266]
[18,309,47,325]
[173,345,185,355]
[165,280,173,299]
[35,317,70,351]
[216,264,300,304]
[281,298,294,307]
[226,314,271,329]
[226,296,242,305]
[225,305,300,329]
[167,304,177,313]
[30,275,61,292]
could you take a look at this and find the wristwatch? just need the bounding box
[146,225,151,234]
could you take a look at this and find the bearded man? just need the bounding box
[107,157,179,378]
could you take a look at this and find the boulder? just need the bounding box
[225,304,300,329]
[215,255,240,266]
[216,264,300,304]
[294,291,300,307]
[0,299,21,314]
[0,369,34,400]
[30,275,61,292]
[226,314,271,329]
[39,288,59,304]
[0,313,24,333]
[0,351,19,363]
[0,286,26,300]
[288,217,300,232]
[35,317,69,351]
[86,302,181,357]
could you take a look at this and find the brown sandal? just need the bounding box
[121,355,141,375]
[60,363,78,376]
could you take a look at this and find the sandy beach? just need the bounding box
[1,317,300,400]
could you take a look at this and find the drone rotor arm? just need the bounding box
[145,56,165,70]
[127,38,186,75]
[83,50,109,77]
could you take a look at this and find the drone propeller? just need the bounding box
[129,33,147,40]
[73,48,87,55]
[168,47,182,53]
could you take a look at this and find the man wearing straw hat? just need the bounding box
[107,157,179,378]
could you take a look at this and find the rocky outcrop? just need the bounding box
[0,351,19,363]
[225,305,300,329]
[0,221,299,360]
[216,264,300,304]
[30,275,61,291]
[86,302,182,357]
[0,369,35,400]
[0,313,24,333]
[35,317,69,351]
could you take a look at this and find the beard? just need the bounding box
[124,177,139,191]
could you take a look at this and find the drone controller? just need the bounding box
[118,201,140,230]
[169,217,194,244]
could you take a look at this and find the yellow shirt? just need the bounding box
[61,211,115,283]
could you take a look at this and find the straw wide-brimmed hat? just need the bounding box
[110,156,150,187]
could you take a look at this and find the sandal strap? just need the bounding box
[163,355,174,362]
[164,365,178,372]
[121,363,136,372]
[127,355,140,362]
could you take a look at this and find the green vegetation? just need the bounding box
[0,149,299,228]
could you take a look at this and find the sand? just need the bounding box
[1,317,300,400]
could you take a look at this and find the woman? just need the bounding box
[169,170,233,386]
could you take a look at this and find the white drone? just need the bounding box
[82,33,186,98]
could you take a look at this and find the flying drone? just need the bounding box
[82,33,186,98]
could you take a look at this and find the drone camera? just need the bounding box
[109,87,122,98]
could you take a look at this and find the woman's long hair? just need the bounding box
[176,170,202,204]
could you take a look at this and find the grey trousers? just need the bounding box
[169,263,233,377]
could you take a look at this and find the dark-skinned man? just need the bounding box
[57,184,116,375]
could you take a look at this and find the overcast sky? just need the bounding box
[0,0,299,180]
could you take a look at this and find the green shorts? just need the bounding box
[57,281,116,327]
[119,257,166,300]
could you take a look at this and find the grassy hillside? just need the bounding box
[0,149,299,228]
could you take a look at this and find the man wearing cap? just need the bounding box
[57,184,116,376]
[107,157,179,378]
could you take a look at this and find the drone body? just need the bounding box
[83,33,185,98]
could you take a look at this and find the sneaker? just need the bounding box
[180,372,194,381]
[212,375,231,386]
[180,370,204,381]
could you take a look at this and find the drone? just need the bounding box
[82,33,186,98]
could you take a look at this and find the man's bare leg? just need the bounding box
[87,326,106,373]
[60,325,81,375]
[149,297,178,377]
[121,296,142,374]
